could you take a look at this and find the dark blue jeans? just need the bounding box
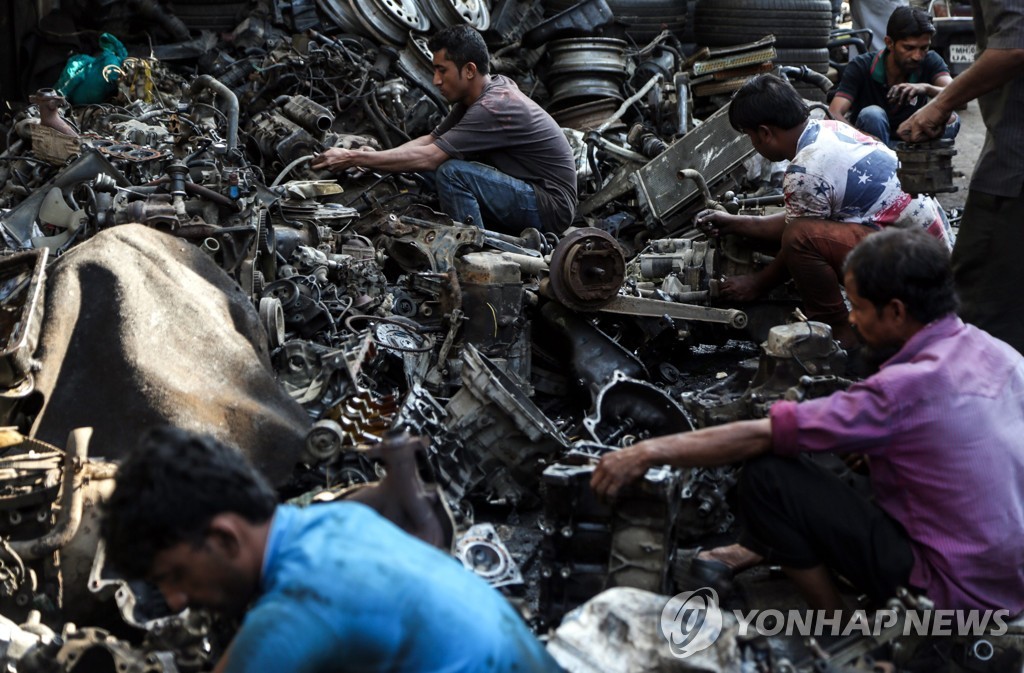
[855,105,961,149]
[432,159,545,234]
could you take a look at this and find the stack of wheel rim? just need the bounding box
[693,0,833,102]
[545,38,629,119]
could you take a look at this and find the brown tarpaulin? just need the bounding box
[28,224,310,484]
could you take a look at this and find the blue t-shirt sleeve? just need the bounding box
[222,597,339,673]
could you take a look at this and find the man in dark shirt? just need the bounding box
[898,0,1024,356]
[829,6,959,147]
[312,26,578,234]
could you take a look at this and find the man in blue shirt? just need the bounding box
[829,6,960,147]
[102,427,561,673]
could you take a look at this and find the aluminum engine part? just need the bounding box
[538,460,679,628]
[584,371,693,446]
[455,252,531,385]
[455,523,523,588]
[438,345,568,505]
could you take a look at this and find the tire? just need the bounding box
[774,47,829,73]
[694,0,832,49]
[546,0,687,42]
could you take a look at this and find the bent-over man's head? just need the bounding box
[102,426,277,616]
[843,227,958,358]
[729,74,809,162]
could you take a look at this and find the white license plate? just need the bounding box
[950,43,976,64]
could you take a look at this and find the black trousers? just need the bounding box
[737,454,915,603]
[953,189,1024,357]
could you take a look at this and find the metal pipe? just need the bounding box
[595,73,663,134]
[10,428,91,561]
[499,252,549,275]
[190,75,239,156]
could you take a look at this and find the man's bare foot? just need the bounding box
[697,543,764,573]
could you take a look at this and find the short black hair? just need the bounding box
[427,25,490,76]
[102,426,277,579]
[886,6,935,42]
[843,228,958,325]
[728,74,809,133]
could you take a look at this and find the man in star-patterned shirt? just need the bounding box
[695,74,951,348]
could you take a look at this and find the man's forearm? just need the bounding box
[925,48,1024,116]
[642,419,773,468]
[356,135,445,172]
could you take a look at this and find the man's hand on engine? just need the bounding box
[695,209,748,238]
[591,444,652,499]
[720,273,764,302]
[310,146,376,173]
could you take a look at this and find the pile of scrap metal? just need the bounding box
[0,0,1017,671]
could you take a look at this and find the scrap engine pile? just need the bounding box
[0,0,1017,671]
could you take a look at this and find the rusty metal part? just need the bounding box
[0,249,49,391]
[597,295,748,329]
[895,139,958,196]
[28,89,78,138]
[378,214,486,273]
[632,104,756,229]
[10,428,90,561]
[547,228,626,311]
[29,126,82,165]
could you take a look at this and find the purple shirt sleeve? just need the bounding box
[769,378,895,456]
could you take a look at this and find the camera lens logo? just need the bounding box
[660,587,723,658]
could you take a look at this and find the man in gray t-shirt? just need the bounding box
[312,26,577,234]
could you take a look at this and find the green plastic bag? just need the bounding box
[54,33,128,105]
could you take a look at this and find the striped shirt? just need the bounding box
[771,315,1024,612]
[971,0,1024,197]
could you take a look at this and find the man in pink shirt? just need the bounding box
[592,228,1024,613]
